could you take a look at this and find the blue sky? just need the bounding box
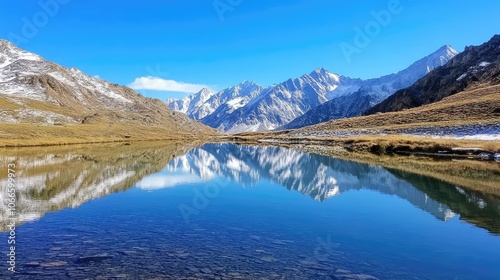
[1,0,499,99]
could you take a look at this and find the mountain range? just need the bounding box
[167,45,458,133]
[1,35,498,141]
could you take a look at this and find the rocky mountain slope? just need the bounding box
[282,45,458,129]
[367,35,500,114]
[207,69,363,133]
[0,39,215,141]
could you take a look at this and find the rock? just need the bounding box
[479,152,493,159]
[25,261,40,267]
[40,261,68,267]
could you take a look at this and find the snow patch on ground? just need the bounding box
[456,73,468,81]
[478,61,491,67]
[427,134,500,141]
[16,108,78,125]
[290,122,500,141]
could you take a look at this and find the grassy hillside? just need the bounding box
[0,95,218,147]
[296,84,500,133]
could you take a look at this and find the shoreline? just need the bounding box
[220,133,500,161]
[1,132,499,160]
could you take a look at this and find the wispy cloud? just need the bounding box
[128,76,212,93]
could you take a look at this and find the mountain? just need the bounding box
[167,46,458,133]
[282,45,459,129]
[0,39,215,140]
[168,81,264,125]
[167,68,364,133]
[166,88,216,120]
[204,70,364,133]
[367,35,500,114]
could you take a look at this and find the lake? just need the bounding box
[1,142,499,279]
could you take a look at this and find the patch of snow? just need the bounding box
[456,73,468,81]
[478,61,491,67]
[16,108,78,125]
[226,97,245,109]
[327,73,340,83]
[427,134,500,141]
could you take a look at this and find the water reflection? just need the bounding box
[1,143,500,279]
[0,142,195,230]
[1,143,499,234]
[139,143,500,232]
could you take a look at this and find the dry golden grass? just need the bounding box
[0,97,22,110]
[0,92,218,147]
[343,134,500,153]
[222,133,500,153]
[0,123,217,147]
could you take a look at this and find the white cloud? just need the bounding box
[128,76,212,93]
[136,174,202,191]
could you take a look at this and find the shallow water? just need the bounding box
[1,143,499,279]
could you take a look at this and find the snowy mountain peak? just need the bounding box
[440,45,459,57]
[0,39,14,49]
[198,88,215,100]
[0,39,42,65]
[311,67,328,75]
[235,80,258,89]
[425,45,459,66]
[308,67,341,83]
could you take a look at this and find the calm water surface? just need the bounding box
[0,143,499,279]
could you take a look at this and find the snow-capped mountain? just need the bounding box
[167,45,458,133]
[282,45,459,129]
[166,88,216,120]
[167,80,264,123]
[201,70,364,133]
[0,39,213,134]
